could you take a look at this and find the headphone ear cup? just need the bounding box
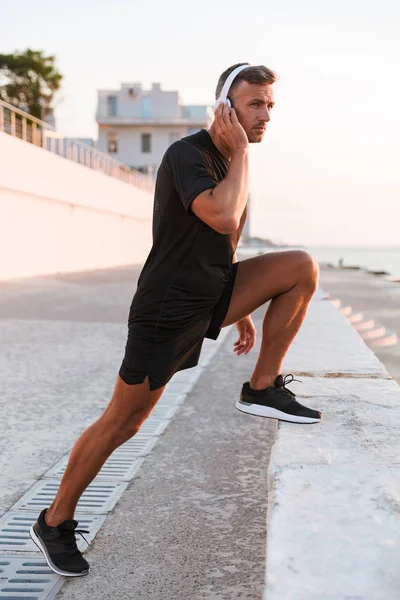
[213,98,225,112]
[226,97,232,109]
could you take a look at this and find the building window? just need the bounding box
[107,95,117,117]
[169,132,180,146]
[141,133,151,153]
[141,97,152,119]
[107,132,118,153]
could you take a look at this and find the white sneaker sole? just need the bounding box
[236,401,321,424]
[29,525,90,577]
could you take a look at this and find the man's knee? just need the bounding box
[101,375,164,444]
[293,250,319,289]
[99,408,144,447]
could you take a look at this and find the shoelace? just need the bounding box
[279,374,302,398]
[60,528,90,553]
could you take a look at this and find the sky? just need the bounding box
[1,0,399,246]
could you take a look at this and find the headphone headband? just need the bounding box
[214,64,251,110]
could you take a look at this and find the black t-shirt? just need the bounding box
[131,129,247,319]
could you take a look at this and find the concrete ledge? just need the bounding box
[283,296,388,378]
[265,292,400,599]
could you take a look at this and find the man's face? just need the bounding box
[230,81,275,143]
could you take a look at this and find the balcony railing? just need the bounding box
[96,114,213,126]
[0,99,154,193]
[96,105,214,124]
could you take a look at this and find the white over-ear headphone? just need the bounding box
[213,64,251,111]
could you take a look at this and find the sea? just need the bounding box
[307,246,400,277]
[238,246,400,278]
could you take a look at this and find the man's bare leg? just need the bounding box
[221,250,319,388]
[45,375,165,527]
[249,254,319,389]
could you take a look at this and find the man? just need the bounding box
[29,62,321,577]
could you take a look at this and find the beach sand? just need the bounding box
[319,267,400,384]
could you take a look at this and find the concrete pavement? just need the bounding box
[2,259,398,599]
[0,262,275,599]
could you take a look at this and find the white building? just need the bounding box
[96,82,213,178]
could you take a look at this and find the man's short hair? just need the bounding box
[215,63,278,100]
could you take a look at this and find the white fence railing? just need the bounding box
[0,99,154,193]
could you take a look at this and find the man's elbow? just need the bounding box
[215,215,240,235]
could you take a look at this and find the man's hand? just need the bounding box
[233,315,256,356]
[213,102,248,156]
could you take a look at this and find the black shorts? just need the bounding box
[119,262,239,391]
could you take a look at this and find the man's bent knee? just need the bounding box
[295,250,319,289]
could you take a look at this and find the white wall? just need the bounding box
[0,132,153,280]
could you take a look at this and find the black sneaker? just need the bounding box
[29,508,90,577]
[236,374,322,424]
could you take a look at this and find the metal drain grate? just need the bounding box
[164,380,194,395]
[117,432,158,455]
[0,512,107,553]
[156,393,187,406]
[171,368,203,384]
[11,479,128,514]
[0,555,63,599]
[44,453,144,482]
[149,404,179,419]
[137,417,169,436]
[45,434,160,483]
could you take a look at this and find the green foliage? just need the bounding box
[0,48,62,120]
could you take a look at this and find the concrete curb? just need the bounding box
[264,292,400,599]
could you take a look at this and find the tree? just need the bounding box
[0,49,62,120]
